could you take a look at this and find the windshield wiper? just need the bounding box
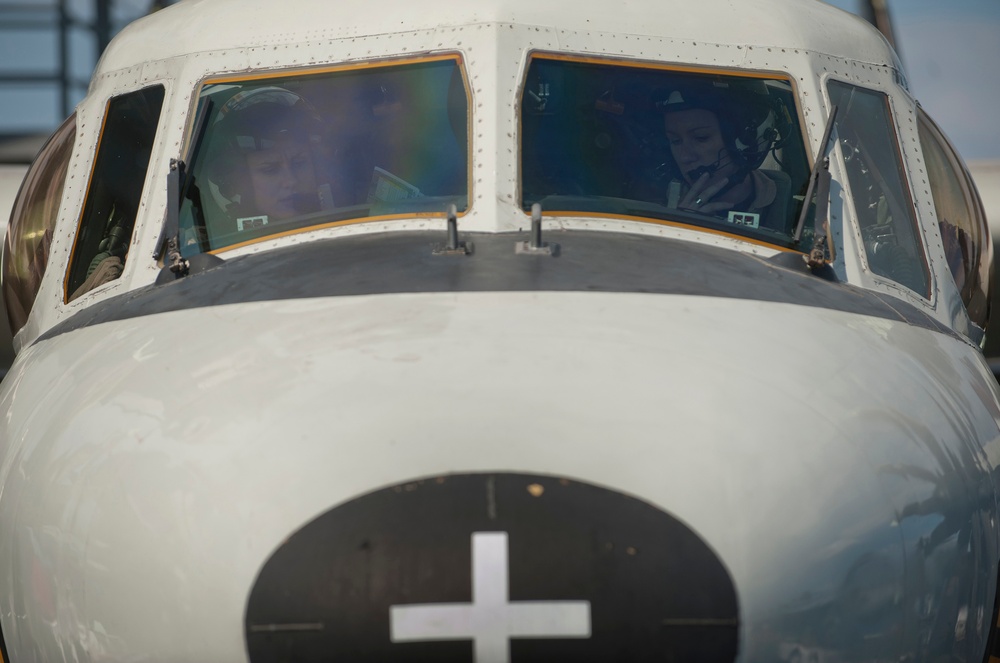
[156,158,186,273]
[155,98,215,280]
[793,104,838,269]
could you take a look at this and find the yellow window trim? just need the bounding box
[201,52,465,86]
[63,99,111,304]
[529,51,795,81]
[527,210,806,253]
[210,211,467,254]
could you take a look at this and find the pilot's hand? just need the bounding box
[680,173,730,214]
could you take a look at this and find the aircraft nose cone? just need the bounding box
[245,473,738,662]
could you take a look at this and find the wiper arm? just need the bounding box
[793,104,838,268]
[155,158,186,272]
[805,156,832,268]
[154,98,214,275]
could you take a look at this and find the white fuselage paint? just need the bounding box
[1,0,998,661]
[1,290,998,660]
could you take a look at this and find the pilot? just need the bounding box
[207,87,328,230]
[658,82,786,230]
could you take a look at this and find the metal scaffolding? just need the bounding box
[0,0,115,122]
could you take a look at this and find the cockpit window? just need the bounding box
[520,54,811,248]
[66,85,165,301]
[3,113,75,334]
[827,80,929,297]
[917,106,990,330]
[178,55,469,254]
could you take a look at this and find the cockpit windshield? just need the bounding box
[178,55,469,254]
[521,55,811,248]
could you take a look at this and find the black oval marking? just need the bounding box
[245,473,739,662]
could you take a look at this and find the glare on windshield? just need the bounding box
[520,54,811,249]
[178,55,469,254]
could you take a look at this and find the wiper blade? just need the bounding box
[155,158,185,267]
[154,98,214,271]
[793,104,838,267]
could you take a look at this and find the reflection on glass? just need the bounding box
[827,81,929,297]
[67,85,165,301]
[3,114,76,333]
[179,55,469,255]
[520,55,811,248]
[917,108,990,328]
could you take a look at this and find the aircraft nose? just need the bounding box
[245,473,739,662]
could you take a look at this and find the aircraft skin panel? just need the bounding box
[24,12,949,349]
[1,0,997,660]
[96,0,897,79]
[0,290,997,660]
[15,15,944,351]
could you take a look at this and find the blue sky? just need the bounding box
[1,0,998,160]
[823,0,1000,160]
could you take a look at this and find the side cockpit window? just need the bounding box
[827,81,929,297]
[917,107,991,332]
[3,113,76,336]
[519,54,812,248]
[66,85,165,302]
[178,55,469,254]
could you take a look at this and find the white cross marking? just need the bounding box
[390,531,591,663]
